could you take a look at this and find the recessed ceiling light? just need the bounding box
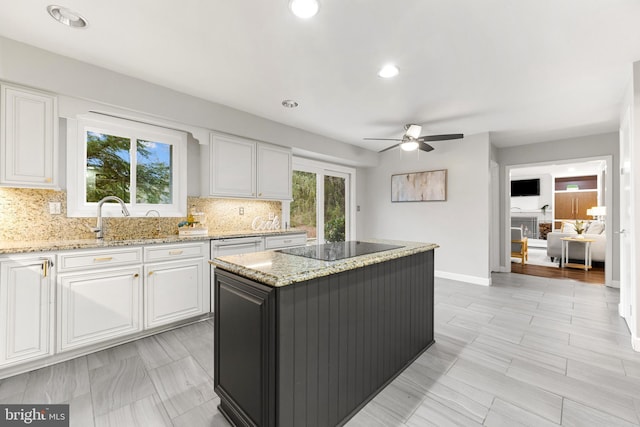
[47,5,88,28]
[378,64,399,79]
[289,0,319,19]
[282,99,299,108]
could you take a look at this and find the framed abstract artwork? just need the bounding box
[391,169,447,202]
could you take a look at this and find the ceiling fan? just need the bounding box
[364,124,464,153]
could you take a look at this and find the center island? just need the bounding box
[210,240,438,427]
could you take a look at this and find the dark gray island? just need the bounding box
[210,240,438,427]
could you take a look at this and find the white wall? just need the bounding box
[0,36,378,168]
[509,173,553,214]
[497,132,620,280]
[359,133,492,285]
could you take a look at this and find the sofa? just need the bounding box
[546,221,606,262]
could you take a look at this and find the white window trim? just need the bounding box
[67,114,187,218]
[283,157,356,243]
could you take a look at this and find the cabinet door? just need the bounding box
[144,259,205,329]
[257,144,292,200]
[554,191,598,221]
[554,192,576,220]
[58,266,142,351]
[209,134,256,197]
[0,84,58,188]
[0,257,53,366]
[575,191,598,220]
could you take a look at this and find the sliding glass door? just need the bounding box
[323,174,346,242]
[290,170,317,239]
[288,159,353,244]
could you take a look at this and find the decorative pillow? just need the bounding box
[586,221,605,235]
[562,221,577,234]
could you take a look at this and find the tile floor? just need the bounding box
[1,273,638,426]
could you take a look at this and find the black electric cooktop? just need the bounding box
[277,241,403,261]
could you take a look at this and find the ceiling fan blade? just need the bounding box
[378,143,400,153]
[419,133,464,142]
[364,138,403,141]
[418,142,435,152]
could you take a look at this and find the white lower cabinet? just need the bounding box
[0,256,53,367]
[57,266,143,352]
[145,258,205,328]
[56,243,208,353]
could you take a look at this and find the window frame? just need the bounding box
[67,114,187,218]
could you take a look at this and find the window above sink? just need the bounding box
[67,114,187,217]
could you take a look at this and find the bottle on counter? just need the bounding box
[187,205,196,226]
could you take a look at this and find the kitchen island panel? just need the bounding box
[272,250,434,427]
[214,272,276,427]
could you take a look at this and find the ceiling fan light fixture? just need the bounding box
[400,141,419,152]
[289,0,319,19]
[405,124,422,139]
[377,64,399,79]
[46,5,88,28]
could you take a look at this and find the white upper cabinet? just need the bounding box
[205,132,292,199]
[0,83,58,188]
[209,133,256,198]
[257,143,292,200]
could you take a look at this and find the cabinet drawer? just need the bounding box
[264,233,307,249]
[58,247,143,271]
[144,243,206,262]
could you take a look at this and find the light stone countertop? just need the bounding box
[0,229,306,255]
[210,240,438,287]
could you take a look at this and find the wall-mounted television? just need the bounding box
[511,178,540,197]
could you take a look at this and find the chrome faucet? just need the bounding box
[92,196,130,239]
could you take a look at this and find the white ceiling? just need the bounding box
[1,0,640,151]
[510,160,606,178]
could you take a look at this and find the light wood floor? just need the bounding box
[1,273,637,426]
[510,261,606,285]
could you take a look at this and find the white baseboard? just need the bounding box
[619,303,625,317]
[435,270,491,286]
[609,280,620,289]
[632,335,640,352]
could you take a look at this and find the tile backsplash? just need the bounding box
[0,188,282,241]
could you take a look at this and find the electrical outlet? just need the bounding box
[268,212,275,220]
[239,207,244,215]
[49,202,62,215]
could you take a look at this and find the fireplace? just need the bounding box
[511,216,538,239]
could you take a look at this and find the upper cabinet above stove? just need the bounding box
[202,132,292,200]
[0,83,59,189]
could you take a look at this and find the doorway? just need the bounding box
[506,157,613,286]
[283,157,356,244]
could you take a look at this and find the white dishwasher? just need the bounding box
[211,236,264,258]
[210,237,264,312]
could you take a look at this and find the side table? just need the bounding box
[560,237,595,271]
